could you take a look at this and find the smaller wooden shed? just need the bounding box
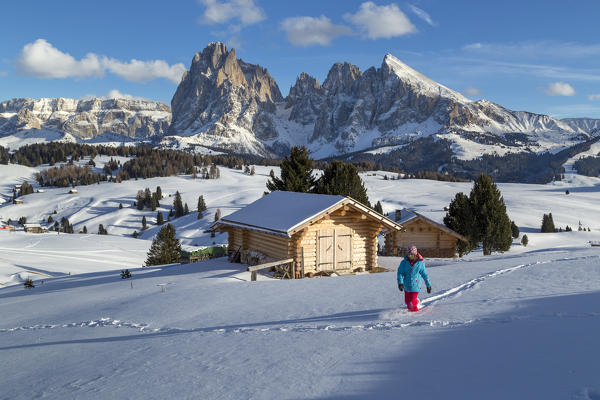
[211,191,402,277]
[385,208,468,258]
[23,223,47,233]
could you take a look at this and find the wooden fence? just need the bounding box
[247,258,295,281]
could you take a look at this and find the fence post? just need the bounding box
[251,271,257,281]
[301,247,305,278]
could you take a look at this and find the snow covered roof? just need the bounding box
[397,208,418,225]
[213,191,402,237]
[395,208,468,242]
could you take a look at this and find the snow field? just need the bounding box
[1,156,600,398]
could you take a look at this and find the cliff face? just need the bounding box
[167,42,283,156]
[0,97,171,139]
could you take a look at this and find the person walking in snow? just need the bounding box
[397,245,432,312]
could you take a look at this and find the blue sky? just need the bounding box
[1,0,600,118]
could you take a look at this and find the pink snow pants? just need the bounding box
[405,291,419,312]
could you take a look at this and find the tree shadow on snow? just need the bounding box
[0,258,247,300]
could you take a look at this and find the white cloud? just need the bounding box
[408,4,436,26]
[588,94,600,101]
[199,0,266,26]
[463,86,482,97]
[103,58,186,84]
[15,39,186,83]
[344,2,416,39]
[543,82,576,96]
[281,16,353,47]
[15,39,104,79]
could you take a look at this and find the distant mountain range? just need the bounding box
[2,42,600,166]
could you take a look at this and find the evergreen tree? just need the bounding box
[98,224,107,235]
[266,146,315,193]
[511,221,520,238]
[119,203,123,209]
[314,160,370,207]
[244,165,250,174]
[83,225,87,234]
[541,213,556,233]
[156,186,162,200]
[133,230,138,238]
[197,195,207,217]
[173,191,184,218]
[565,189,570,195]
[156,211,164,225]
[565,225,572,232]
[47,215,54,224]
[136,190,144,210]
[184,203,189,215]
[145,224,181,266]
[521,234,528,247]
[151,192,160,210]
[470,174,512,255]
[19,216,27,225]
[444,192,478,256]
[142,216,147,230]
[374,201,383,214]
[144,188,152,209]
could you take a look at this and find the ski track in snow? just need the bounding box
[2,254,599,336]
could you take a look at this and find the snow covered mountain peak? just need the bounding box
[382,53,471,104]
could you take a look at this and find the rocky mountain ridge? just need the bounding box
[2,42,600,161]
[0,97,171,141]
[166,43,599,159]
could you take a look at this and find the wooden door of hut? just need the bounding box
[317,228,352,271]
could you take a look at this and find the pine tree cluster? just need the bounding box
[266,146,371,207]
[98,224,108,235]
[541,213,556,233]
[444,174,513,256]
[136,187,161,211]
[36,165,106,187]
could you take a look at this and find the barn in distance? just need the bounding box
[211,191,402,278]
[385,208,468,258]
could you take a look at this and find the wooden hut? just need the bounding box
[211,191,402,277]
[23,223,47,233]
[384,208,467,258]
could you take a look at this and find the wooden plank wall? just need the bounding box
[228,228,291,261]
[292,209,382,273]
[385,219,458,258]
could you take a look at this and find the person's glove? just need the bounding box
[398,283,404,291]
[427,286,432,294]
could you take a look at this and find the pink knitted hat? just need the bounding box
[408,245,418,255]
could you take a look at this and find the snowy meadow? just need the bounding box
[1,159,600,399]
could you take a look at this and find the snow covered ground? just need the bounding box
[1,160,600,398]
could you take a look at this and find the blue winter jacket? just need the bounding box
[397,255,431,292]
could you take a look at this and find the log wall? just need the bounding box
[385,219,459,258]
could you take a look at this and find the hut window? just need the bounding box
[428,227,431,231]
[419,228,423,232]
